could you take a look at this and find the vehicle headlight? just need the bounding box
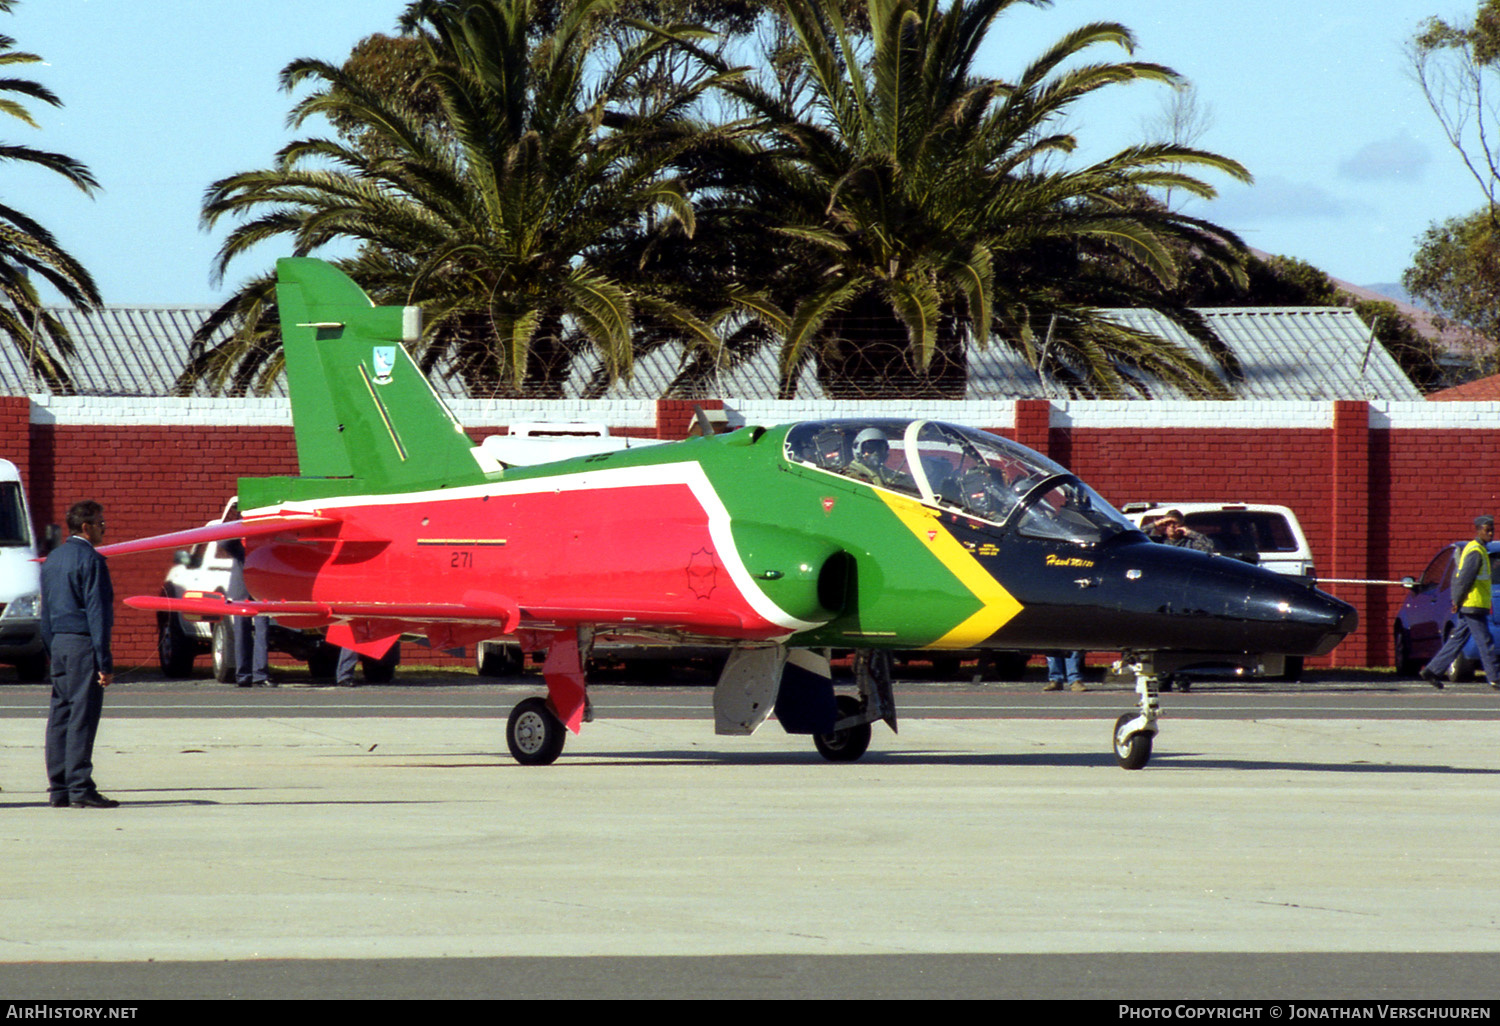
[2,593,39,619]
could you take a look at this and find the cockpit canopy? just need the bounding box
[784,419,1138,546]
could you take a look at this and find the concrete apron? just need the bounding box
[1,715,1496,961]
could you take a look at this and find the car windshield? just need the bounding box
[784,419,1135,545]
[0,482,30,547]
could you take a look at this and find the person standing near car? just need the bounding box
[1421,515,1500,690]
[1152,510,1215,554]
[41,500,117,808]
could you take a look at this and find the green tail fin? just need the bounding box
[242,259,490,507]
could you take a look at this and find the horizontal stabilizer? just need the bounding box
[99,515,341,558]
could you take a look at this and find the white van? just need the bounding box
[0,459,47,680]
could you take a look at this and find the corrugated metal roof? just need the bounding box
[0,302,1421,401]
[0,306,242,396]
[1094,307,1423,401]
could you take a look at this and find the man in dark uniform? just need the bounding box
[41,500,117,808]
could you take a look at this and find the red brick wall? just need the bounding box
[18,399,1500,671]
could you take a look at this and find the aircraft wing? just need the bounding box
[98,513,345,558]
[125,592,521,632]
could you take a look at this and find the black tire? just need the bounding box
[984,650,1030,681]
[1449,654,1477,683]
[813,695,872,762]
[14,650,47,683]
[158,614,197,678]
[1393,626,1419,677]
[306,642,339,680]
[929,654,962,680]
[361,651,397,684]
[1113,713,1153,770]
[506,697,566,766]
[1282,656,1304,682]
[212,618,237,684]
[476,642,523,677]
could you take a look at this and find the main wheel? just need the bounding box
[813,695,872,762]
[158,614,197,678]
[506,697,566,766]
[1113,713,1153,770]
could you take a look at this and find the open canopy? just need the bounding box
[784,419,1139,546]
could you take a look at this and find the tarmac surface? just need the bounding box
[1,669,1499,999]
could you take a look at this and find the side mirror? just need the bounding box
[42,524,60,555]
[173,549,193,567]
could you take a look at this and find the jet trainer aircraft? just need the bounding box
[105,258,1357,769]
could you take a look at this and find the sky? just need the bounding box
[0,0,1486,305]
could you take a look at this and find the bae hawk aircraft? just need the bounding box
[105,258,1357,769]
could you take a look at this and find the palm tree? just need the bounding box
[188,0,730,396]
[0,0,100,392]
[700,0,1253,397]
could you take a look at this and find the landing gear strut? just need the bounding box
[1110,654,1162,770]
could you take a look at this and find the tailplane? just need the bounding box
[261,258,490,500]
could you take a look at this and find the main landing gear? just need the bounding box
[812,649,897,763]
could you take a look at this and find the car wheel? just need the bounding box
[158,614,198,678]
[984,651,1030,681]
[476,641,524,677]
[1393,626,1419,677]
[307,641,339,680]
[361,649,398,684]
[1449,654,1477,683]
[14,651,47,682]
[212,619,237,684]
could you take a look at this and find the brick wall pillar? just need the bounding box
[656,399,723,440]
[1330,401,1371,667]
[1014,399,1052,458]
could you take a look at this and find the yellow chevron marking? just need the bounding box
[876,491,1024,648]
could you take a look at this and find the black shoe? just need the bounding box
[71,792,119,809]
[49,794,69,808]
[1420,668,1445,689]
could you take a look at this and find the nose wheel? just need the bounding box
[1111,661,1161,770]
[1113,713,1153,769]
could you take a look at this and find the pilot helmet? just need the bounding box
[853,427,889,467]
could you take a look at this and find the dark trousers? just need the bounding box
[1424,609,1500,681]
[234,614,269,685]
[45,633,104,800]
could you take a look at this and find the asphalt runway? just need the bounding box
[2,669,1499,1000]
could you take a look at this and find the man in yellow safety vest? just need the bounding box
[1421,515,1499,689]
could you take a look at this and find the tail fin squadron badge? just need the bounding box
[372,346,397,384]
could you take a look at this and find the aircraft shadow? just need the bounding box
[390,749,1500,774]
